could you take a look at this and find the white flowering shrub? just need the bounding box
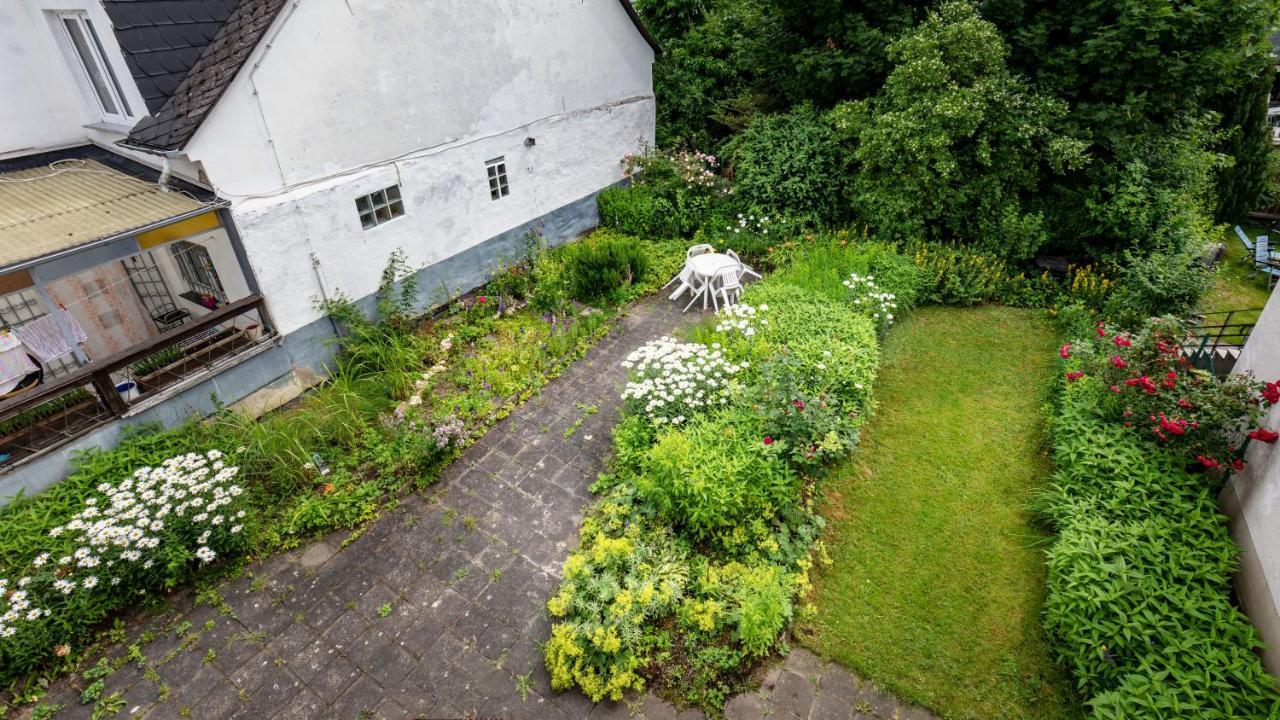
[620,337,744,426]
[843,273,898,331]
[0,450,249,672]
[714,303,768,337]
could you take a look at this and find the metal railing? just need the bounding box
[0,295,271,470]
[1184,309,1261,375]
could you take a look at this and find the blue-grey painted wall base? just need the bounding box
[0,183,613,503]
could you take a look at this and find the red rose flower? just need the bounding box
[1059,344,1071,359]
[763,436,774,445]
[1233,459,1246,472]
[1177,398,1193,409]
[1096,323,1107,338]
[1111,385,1122,393]
[793,400,806,410]
[1111,356,1127,368]
[478,296,487,304]
[1114,335,1132,347]
[1248,428,1279,444]
[1065,371,1085,381]
[1197,455,1220,469]
[1263,381,1280,405]
[1159,415,1188,436]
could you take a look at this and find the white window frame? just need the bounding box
[486,157,510,200]
[355,185,405,230]
[52,10,134,125]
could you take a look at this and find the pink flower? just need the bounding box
[1111,356,1127,369]
[763,436,774,446]
[1065,371,1084,381]
[1114,335,1132,347]
[1059,344,1071,359]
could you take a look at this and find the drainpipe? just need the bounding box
[157,149,182,192]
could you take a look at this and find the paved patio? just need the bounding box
[26,296,933,720]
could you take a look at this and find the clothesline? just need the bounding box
[39,240,225,313]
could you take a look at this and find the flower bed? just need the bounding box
[543,243,902,712]
[0,233,685,695]
[1043,321,1280,717]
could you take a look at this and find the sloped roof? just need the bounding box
[104,1,240,115]
[0,159,207,270]
[120,0,289,151]
[116,0,659,152]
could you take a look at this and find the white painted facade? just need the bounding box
[1224,287,1280,674]
[182,0,655,335]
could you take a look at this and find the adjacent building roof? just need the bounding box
[104,1,240,115]
[0,157,208,271]
[115,0,659,152]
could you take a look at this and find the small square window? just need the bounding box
[354,184,405,230]
[486,157,510,200]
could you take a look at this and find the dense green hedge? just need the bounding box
[1041,386,1280,718]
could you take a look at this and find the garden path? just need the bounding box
[29,295,924,720]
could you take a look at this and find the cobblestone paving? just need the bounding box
[722,649,938,720]
[27,296,935,720]
[31,298,693,720]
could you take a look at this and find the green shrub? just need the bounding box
[732,564,793,658]
[545,510,689,702]
[1041,372,1280,717]
[598,185,683,238]
[562,233,651,303]
[639,408,800,548]
[767,235,924,308]
[907,242,1116,311]
[1104,248,1213,327]
[726,106,849,224]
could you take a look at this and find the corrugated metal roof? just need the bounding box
[0,159,206,269]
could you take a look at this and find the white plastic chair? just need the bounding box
[666,263,696,300]
[682,271,711,312]
[687,244,715,259]
[724,249,762,280]
[715,266,742,309]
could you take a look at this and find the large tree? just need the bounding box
[842,1,1085,259]
[983,0,1280,249]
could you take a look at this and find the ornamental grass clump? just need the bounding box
[0,450,249,679]
[620,337,744,426]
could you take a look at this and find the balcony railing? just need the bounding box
[0,295,272,472]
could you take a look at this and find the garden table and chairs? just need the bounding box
[664,245,761,311]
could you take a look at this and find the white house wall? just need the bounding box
[226,98,653,337]
[187,0,654,196]
[1225,287,1280,674]
[185,0,656,337]
[0,1,99,156]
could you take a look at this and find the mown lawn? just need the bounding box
[799,305,1080,720]
[1202,223,1274,324]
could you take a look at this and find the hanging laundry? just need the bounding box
[57,309,87,344]
[14,314,77,363]
[0,332,39,396]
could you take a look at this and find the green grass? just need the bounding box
[1202,223,1274,323]
[800,305,1079,720]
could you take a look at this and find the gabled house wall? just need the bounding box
[182,0,655,368]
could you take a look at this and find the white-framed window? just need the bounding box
[355,185,405,229]
[486,157,510,200]
[170,241,227,302]
[53,11,134,123]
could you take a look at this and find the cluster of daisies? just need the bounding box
[0,450,247,641]
[620,337,744,426]
[714,302,768,337]
[843,273,898,329]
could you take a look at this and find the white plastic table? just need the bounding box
[686,253,739,310]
